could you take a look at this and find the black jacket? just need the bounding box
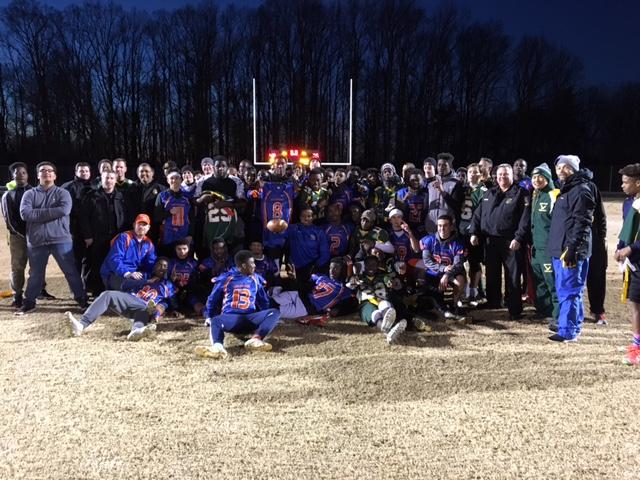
[79,188,126,242]
[61,177,93,235]
[548,170,595,259]
[125,180,166,225]
[469,183,531,243]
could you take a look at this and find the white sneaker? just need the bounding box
[244,337,273,352]
[380,308,396,333]
[386,319,407,344]
[204,318,211,327]
[127,323,157,341]
[195,343,228,359]
[65,311,85,336]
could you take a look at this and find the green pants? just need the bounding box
[531,249,558,319]
[359,301,377,326]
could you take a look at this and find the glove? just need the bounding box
[562,245,577,268]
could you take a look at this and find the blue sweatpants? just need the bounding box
[210,308,281,345]
[552,257,589,340]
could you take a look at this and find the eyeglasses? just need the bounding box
[38,168,55,174]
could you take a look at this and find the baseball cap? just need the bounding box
[135,214,151,225]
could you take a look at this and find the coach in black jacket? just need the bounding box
[79,171,126,296]
[548,155,595,342]
[470,163,531,318]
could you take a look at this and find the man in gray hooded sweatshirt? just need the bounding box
[15,162,88,315]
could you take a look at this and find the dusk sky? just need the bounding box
[1,0,638,88]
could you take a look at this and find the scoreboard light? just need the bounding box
[266,147,321,165]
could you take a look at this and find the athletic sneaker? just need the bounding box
[195,343,228,359]
[596,313,608,326]
[386,319,407,344]
[38,289,56,300]
[380,308,396,333]
[204,318,211,327]
[65,311,85,336]
[14,303,36,316]
[11,295,23,308]
[466,294,479,308]
[244,337,273,352]
[623,345,640,366]
[548,333,578,343]
[126,324,157,341]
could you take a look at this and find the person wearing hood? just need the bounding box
[583,168,608,325]
[372,163,400,220]
[547,155,595,342]
[529,163,560,327]
[425,152,464,234]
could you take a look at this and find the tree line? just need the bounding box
[0,0,638,189]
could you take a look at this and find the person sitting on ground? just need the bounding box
[195,250,282,359]
[67,258,174,341]
[272,257,355,325]
[346,255,406,344]
[100,214,157,291]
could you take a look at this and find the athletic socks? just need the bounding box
[469,287,478,298]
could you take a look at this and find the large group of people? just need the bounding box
[2,152,638,365]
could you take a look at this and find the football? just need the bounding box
[266,218,288,233]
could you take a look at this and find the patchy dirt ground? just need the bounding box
[1,199,639,479]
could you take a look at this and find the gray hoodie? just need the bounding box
[19,185,73,247]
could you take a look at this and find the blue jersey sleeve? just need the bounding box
[204,275,227,318]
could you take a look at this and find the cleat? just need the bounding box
[409,317,432,332]
[386,319,407,344]
[244,337,273,352]
[195,343,228,359]
[145,299,157,315]
[65,311,85,336]
[126,324,157,341]
[204,318,211,327]
[623,345,640,366]
[297,314,328,327]
[380,308,396,333]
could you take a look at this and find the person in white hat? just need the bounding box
[547,155,595,342]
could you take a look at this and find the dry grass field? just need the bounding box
[2,199,640,479]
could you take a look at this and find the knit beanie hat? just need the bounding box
[380,163,396,175]
[555,155,580,172]
[531,163,553,184]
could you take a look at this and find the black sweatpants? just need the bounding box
[587,239,607,315]
[484,236,523,316]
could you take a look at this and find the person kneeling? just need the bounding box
[195,250,281,359]
[66,258,174,341]
[419,215,467,322]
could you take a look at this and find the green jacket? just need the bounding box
[530,186,559,253]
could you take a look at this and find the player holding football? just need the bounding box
[195,250,281,359]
